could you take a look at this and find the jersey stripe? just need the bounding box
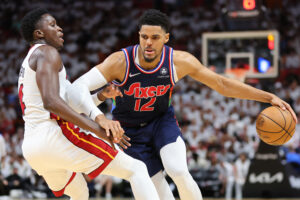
[168,48,175,86]
[133,45,166,74]
[50,113,118,178]
[52,172,76,197]
[112,48,130,86]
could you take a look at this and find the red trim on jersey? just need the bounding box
[50,113,118,179]
[18,84,26,115]
[133,45,166,74]
[52,172,76,197]
[112,48,130,86]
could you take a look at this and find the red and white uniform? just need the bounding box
[18,44,118,196]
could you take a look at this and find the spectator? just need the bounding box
[234,153,250,200]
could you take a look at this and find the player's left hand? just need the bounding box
[95,114,124,143]
[118,135,131,150]
[270,94,297,123]
[98,84,123,100]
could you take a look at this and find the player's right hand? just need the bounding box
[95,114,124,143]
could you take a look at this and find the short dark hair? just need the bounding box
[20,8,49,43]
[138,9,170,33]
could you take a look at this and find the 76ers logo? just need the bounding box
[124,82,171,111]
[160,67,167,75]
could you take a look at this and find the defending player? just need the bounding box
[71,9,297,200]
[18,8,159,200]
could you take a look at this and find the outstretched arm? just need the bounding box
[174,50,297,122]
[68,51,127,142]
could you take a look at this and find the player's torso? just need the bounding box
[112,45,177,126]
[18,44,68,129]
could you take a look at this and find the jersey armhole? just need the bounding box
[112,49,130,86]
[169,48,178,84]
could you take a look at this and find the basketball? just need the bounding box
[256,106,296,146]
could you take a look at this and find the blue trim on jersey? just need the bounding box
[112,45,174,126]
[133,45,166,74]
[112,48,130,86]
[168,48,175,86]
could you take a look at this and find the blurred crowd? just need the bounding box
[1,0,300,199]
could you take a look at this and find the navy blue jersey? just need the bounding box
[112,45,176,127]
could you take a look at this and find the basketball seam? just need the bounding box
[268,107,291,144]
[285,110,293,133]
[255,127,284,133]
[274,108,293,138]
[260,113,284,131]
[260,113,292,137]
[259,111,293,145]
[275,106,286,130]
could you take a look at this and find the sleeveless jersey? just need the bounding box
[18,44,68,130]
[112,45,177,126]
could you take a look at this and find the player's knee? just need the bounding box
[64,174,89,200]
[130,159,148,178]
[165,166,190,179]
[71,185,89,200]
[67,183,89,200]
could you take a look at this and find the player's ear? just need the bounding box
[34,29,44,40]
[164,33,169,43]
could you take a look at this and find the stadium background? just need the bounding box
[0,0,300,199]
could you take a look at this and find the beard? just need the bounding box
[143,53,157,63]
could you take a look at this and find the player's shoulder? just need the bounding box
[173,50,194,63]
[105,51,127,66]
[32,44,60,59]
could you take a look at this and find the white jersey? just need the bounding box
[18,44,69,130]
[18,45,122,199]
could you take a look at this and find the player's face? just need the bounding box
[139,25,169,63]
[36,14,64,49]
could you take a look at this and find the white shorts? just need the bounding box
[22,115,118,196]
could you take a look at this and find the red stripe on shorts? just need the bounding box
[50,113,118,179]
[52,172,76,197]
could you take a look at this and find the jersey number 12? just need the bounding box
[134,97,156,111]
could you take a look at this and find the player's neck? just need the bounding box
[138,47,161,70]
[31,40,47,46]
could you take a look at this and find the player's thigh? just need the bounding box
[160,136,189,175]
[154,108,182,151]
[101,150,147,180]
[23,122,117,177]
[42,169,74,191]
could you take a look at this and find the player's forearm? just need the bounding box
[220,77,274,103]
[92,92,105,106]
[44,97,107,140]
[66,80,103,120]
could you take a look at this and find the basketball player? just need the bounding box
[18,8,159,200]
[71,9,297,200]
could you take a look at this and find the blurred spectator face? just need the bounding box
[239,153,247,162]
[139,25,169,63]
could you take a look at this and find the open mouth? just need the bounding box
[59,35,64,42]
[145,49,154,55]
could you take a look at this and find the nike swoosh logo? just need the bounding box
[129,73,141,78]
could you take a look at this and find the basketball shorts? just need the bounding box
[22,115,118,196]
[123,106,182,177]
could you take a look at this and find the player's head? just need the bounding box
[138,9,170,63]
[20,8,64,49]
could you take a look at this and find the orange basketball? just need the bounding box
[256,106,296,146]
